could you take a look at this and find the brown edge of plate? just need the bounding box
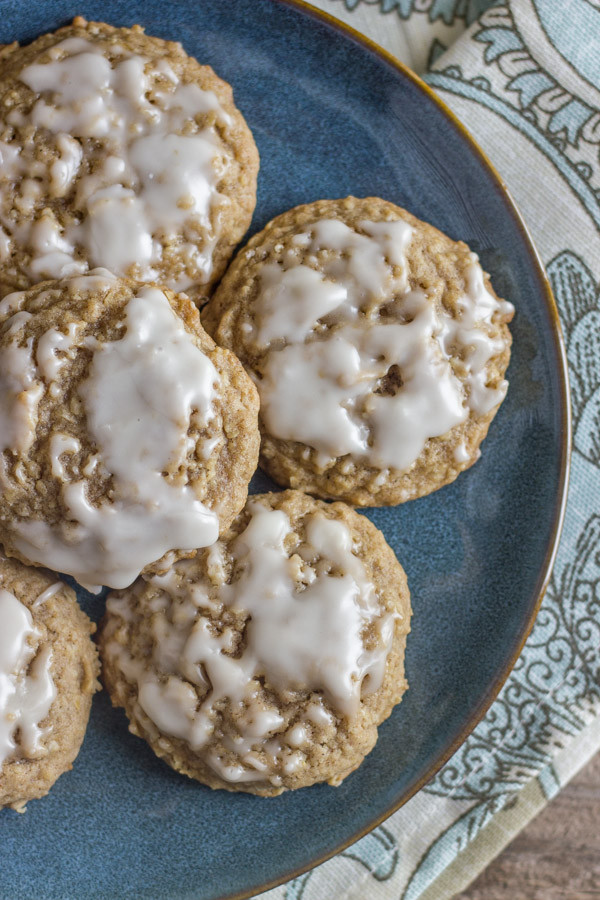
[219,1,572,896]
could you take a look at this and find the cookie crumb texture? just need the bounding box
[0,556,99,811]
[0,18,259,304]
[0,273,260,590]
[203,197,514,506]
[100,490,411,795]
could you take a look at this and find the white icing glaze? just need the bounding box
[0,290,27,317]
[254,224,514,471]
[260,309,467,469]
[36,322,80,383]
[106,501,397,784]
[67,267,118,293]
[32,581,64,608]
[0,141,23,180]
[305,700,334,728]
[0,334,43,455]
[16,179,43,217]
[302,218,413,305]
[4,37,233,289]
[50,134,83,198]
[453,442,470,464]
[255,219,412,342]
[49,433,81,479]
[255,265,347,347]
[81,285,218,472]
[27,213,87,280]
[438,257,513,416]
[0,227,12,262]
[0,589,56,766]
[286,724,308,747]
[10,286,220,589]
[4,310,32,336]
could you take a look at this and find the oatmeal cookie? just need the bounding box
[99,490,411,795]
[0,18,259,304]
[0,556,99,811]
[203,197,514,506]
[0,272,260,589]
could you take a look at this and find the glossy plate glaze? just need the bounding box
[0,2,570,899]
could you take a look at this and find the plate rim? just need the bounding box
[217,1,572,897]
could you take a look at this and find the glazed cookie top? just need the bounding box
[0,554,98,779]
[101,490,411,792]
[204,197,514,505]
[0,585,56,766]
[0,18,259,303]
[0,272,259,590]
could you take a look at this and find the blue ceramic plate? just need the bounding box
[0,2,569,899]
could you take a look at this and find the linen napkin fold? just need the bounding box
[256,1,600,897]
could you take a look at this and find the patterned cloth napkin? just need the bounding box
[254,1,600,897]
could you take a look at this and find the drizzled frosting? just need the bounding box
[249,219,513,470]
[1,36,233,291]
[106,500,397,785]
[0,588,56,766]
[0,280,221,589]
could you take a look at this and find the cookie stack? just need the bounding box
[0,18,512,808]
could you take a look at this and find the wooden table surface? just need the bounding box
[454,751,600,899]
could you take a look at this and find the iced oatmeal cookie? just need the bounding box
[99,490,411,795]
[0,272,260,590]
[203,197,515,506]
[0,18,259,303]
[0,556,99,811]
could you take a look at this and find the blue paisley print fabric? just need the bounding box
[255,2,600,898]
